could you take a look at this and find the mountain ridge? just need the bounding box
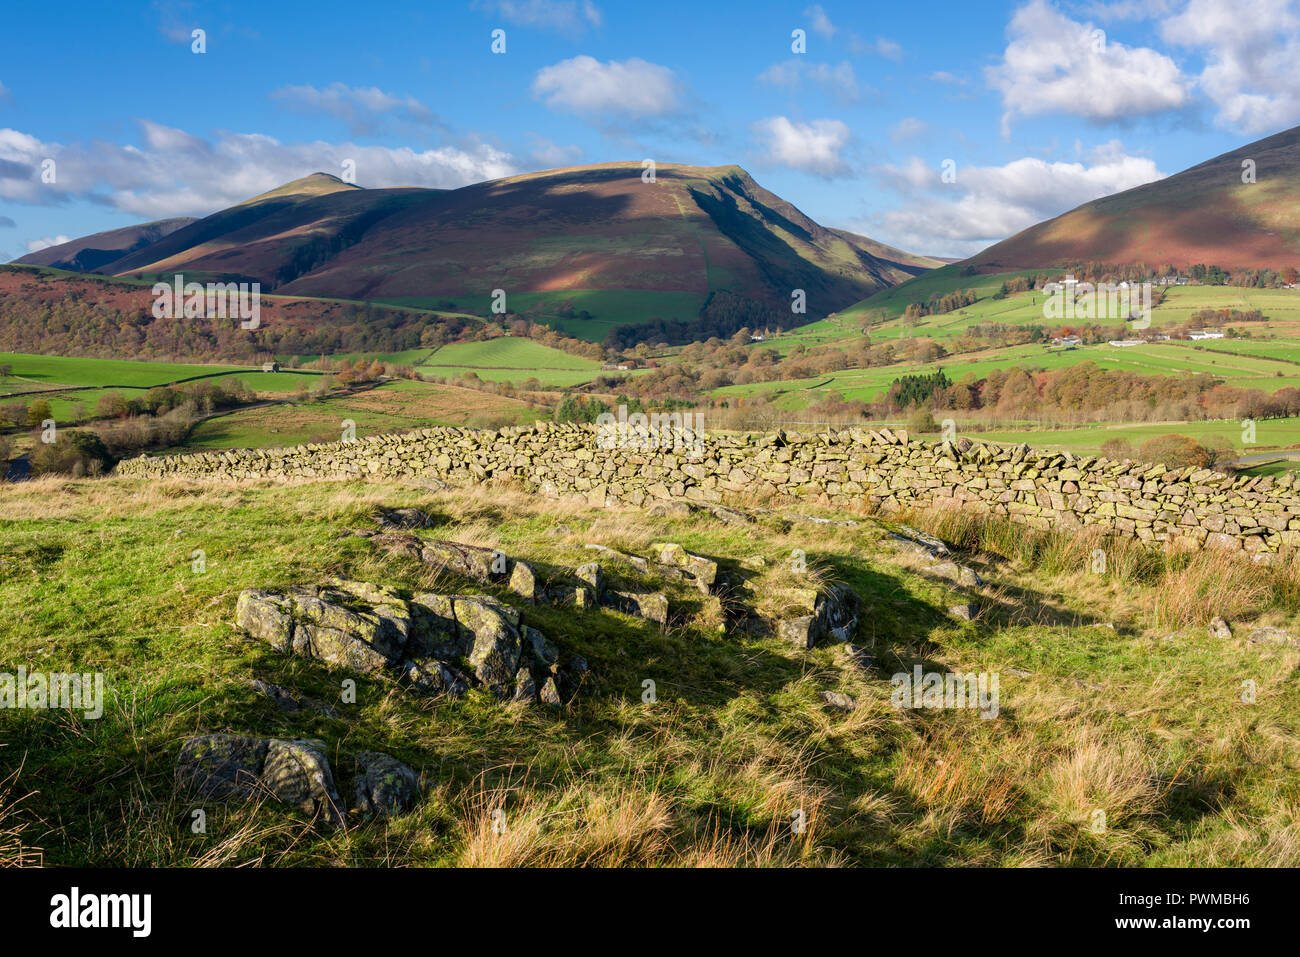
[16,162,942,338]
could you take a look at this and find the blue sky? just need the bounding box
[2,0,1298,263]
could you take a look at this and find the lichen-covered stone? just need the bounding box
[176,733,344,828]
[353,751,420,818]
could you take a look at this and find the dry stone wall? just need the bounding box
[116,423,1300,555]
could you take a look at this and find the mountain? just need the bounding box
[15,217,197,272]
[967,125,1300,272]
[18,164,941,338]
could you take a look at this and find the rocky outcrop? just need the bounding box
[236,578,574,702]
[177,734,422,824]
[359,532,672,628]
[176,734,345,827]
[352,752,420,818]
[776,584,863,649]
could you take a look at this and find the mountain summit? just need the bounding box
[18,162,941,336]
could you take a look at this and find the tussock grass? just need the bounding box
[3,475,1300,866]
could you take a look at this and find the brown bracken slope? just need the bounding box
[967,125,1300,272]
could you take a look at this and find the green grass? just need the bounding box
[424,337,600,371]
[3,476,1300,867]
[377,290,709,342]
[0,352,254,392]
[179,379,541,449]
[415,336,613,387]
[969,416,1300,455]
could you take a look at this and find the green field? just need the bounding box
[0,352,254,392]
[424,337,600,371]
[416,336,612,387]
[179,379,542,450]
[0,352,326,425]
[969,417,1300,456]
[377,290,709,342]
[771,271,1300,355]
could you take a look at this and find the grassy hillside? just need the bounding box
[181,379,542,447]
[3,476,1299,866]
[23,164,940,341]
[416,336,612,386]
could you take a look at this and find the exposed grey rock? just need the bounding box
[176,733,344,828]
[651,542,718,593]
[602,589,669,627]
[778,616,816,648]
[927,561,982,588]
[820,690,858,712]
[523,626,559,672]
[176,733,268,801]
[948,602,978,621]
[374,506,433,530]
[647,501,692,520]
[789,513,860,528]
[1248,626,1300,648]
[261,738,345,827]
[574,562,605,598]
[706,505,753,525]
[352,751,419,818]
[539,677,563,707]
[508,560,537,601]
[1208,616,1232,639]
[777,584,863,649]
[513,667,538,703]
[238,580,559,704]
[888,525,950,557]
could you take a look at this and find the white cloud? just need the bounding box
[848,35,902,61]
[26,235,70,253]
[526,134,582,168]
[532,56,681,117]
[866,141,1164,256]
[987,0,1190,133]
[271,83,435,134]
[757,59,860,102]
[1160,0,1300,134]
[804,4,836,39]
[153,0,199,44]
[752,116,852,177]
[890,117,927,142]
[0,121,518,218]
[869,37,903,62]
[475,0,602,32]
